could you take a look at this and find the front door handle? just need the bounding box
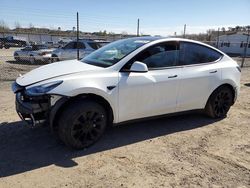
[168,75,178,78]
[210,70,217,73]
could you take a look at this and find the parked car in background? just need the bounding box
[12,37,241,149]
[0,40,3,48]
[0,36,27,48]
[94,39,110,47]
[51,39,101,62]
[42,41,62,48]
[57,38,73,48]
[14,45,54,63]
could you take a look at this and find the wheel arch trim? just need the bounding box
[205,82,237,109]
[49,93,115,133]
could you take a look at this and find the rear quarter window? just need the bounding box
[179,42,222,65]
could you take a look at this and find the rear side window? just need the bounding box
[179,42,222,65]
[64,42,75,49]
[76,42,86,49]
[88,42,101,50]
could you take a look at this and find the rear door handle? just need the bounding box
[210,70,217,73]
[168,75,178,78]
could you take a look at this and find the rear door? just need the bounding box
[176,42,223,111]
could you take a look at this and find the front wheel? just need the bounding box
[29,55,35,64]
[14,53,20,61]
[205,86,233,118]
[58,100,107,149]
[51,55,59,63]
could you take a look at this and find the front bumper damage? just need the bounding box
[13,82,51,126]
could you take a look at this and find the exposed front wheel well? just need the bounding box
[50,94,114,133]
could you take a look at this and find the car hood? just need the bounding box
[16,59,103,86]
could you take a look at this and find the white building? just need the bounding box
[217,33,250,56]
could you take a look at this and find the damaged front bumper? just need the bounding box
[13,82,51,126]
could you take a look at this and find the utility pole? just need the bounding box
[216,27,220,48]
[77,12,79,60]
[241,26,250,67]
[137,18,140,37]
[183,24,186,38]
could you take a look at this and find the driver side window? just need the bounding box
[132,42,179,69]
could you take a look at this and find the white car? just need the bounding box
[12,37,241,149]
[51,39,101,62]
[14,45,54,63]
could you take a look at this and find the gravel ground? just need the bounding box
[0,51,249,187]
[0,48,43,81]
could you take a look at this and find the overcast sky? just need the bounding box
[1,0,250,36]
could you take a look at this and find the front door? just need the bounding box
[118,41,181,122]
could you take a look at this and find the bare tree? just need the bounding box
[0,20,9,31]
[121,31,128,36]
[14,21,21,29]
[29,23,34,28]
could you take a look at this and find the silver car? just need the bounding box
[51,39,101,62]
[14,45,54,63]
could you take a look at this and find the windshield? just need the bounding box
[82,38,154,67]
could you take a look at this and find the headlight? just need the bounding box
[26,80,63,96]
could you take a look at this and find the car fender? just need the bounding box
[50,82,118,123]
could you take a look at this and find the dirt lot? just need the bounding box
[0,55,250,187]
[0,48,42,81]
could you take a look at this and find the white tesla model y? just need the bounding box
[12,37,241,149]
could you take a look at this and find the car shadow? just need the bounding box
[244,83,250,87]
[0,113,219,177]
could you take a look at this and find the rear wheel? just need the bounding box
[205,86,233,118]
[58,100,107,149]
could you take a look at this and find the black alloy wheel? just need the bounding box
[58,100,107,149]
[205,86,233,118]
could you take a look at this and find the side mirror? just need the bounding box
[130,61,148,73]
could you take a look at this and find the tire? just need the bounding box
[14,53,20,61]
[29,55,35,64]
[58,100,107,149]
[205,86,233,118]
[4,45,10,49]
[51,55,59,63]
